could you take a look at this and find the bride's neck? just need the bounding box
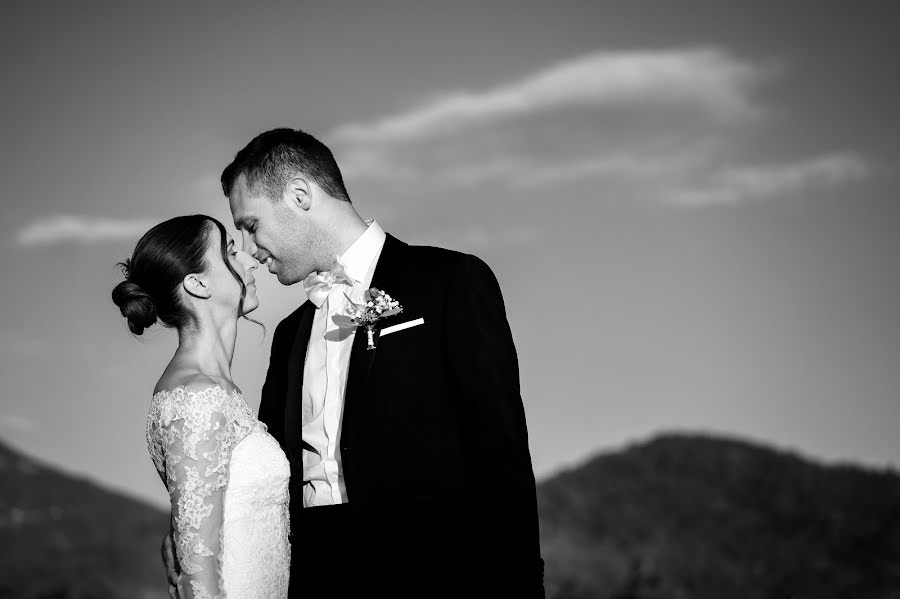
[175,314,238,380]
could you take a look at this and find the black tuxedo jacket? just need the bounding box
[258,234,544,596]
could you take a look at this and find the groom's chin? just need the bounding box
[276,271,301,286]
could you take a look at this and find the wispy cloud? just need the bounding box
[331,47,763,144]
[327,47,771,195]
[0,413,39,435]
[672,152,870,206]
[441,147,716,189]
[327,46,869,206]
[17,215,156,247]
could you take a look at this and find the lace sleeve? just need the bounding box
[161,389,237,599]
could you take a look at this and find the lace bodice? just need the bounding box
[147,385,290,599]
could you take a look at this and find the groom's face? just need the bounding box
[228,175,314,286]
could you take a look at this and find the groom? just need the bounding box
[166,128,545,598]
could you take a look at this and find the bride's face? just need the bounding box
[205,226,260,316]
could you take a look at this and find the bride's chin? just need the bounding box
[239,287,260,315]
[241,300,260,315]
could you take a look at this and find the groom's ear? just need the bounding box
[182,273,211,299]
[283,176,312,214]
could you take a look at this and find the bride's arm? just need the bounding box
[162,398,234,599]
[161,520,181,598]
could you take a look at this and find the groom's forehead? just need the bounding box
[228,178,253,222]
[228,195,247,225]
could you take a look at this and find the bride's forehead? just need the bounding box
[205,225,231,248]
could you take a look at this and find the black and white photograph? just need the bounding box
[1,2,899,598]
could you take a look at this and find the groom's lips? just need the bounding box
[256,254,276,272]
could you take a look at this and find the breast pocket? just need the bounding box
[379,317,425,339]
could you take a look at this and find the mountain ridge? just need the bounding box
[0,436,167,513]
[3,431,900,598]
[548,429,899,482]
[0,436,170,599]
[538,431,900,598]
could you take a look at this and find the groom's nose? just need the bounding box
[241,231,259,257]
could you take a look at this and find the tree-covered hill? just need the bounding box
[0,438,169,599]
[539,432,900,599]
[3,432,900,598]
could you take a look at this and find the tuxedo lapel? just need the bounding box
[284,301,315,463]
[341,234,407,448]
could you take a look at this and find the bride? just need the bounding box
[112,214,290,598]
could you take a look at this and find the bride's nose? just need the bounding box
[240,251,259,272]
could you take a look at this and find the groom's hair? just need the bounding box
[221,128,351,203]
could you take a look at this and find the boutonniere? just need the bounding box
[333,287,403,350]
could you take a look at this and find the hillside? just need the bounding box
[0,439,170,599]
[538,432,900,599]
[3,433,900,598]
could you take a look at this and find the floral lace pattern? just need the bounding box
[147,385,258,599]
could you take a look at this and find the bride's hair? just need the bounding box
[112,214,256,335]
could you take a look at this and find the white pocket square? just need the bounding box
[380,317,425,337]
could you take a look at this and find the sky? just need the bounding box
[1,1,898,509]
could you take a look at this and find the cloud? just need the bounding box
[672,152,870,205]
[436,148,716,189]
[17,215,157,247]
[331,47,763,144]
[327,47,773,194]
[0,413,38,435]
[326,46,869,207]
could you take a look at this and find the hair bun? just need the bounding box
[111,280,157,335]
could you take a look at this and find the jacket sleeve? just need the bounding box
[258,318,291,450]
[444,253,545,596]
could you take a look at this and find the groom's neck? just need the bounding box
[318,202,369,263]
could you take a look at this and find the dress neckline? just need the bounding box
[152,384,243,399]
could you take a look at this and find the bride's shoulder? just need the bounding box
[150,374,242,420]
[154,371,240,398]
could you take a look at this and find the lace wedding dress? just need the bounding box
[147,385,291,599]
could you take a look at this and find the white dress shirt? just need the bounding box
[301,220,386,507]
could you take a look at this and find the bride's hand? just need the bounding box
[160,528,181,599]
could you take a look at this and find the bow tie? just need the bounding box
[303,256,357,308]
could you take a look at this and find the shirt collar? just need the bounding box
[339,219,385,284]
